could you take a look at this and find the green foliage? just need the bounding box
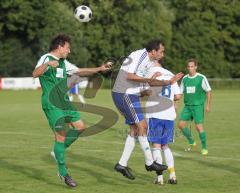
[167,0,240,78]
[0,0,239,77]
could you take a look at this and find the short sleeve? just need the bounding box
[124,52,140,73]
[65,60,79,75]
[173,82,181,95]
[179,80,184,94]
[35,56,50,69]
[202,76,211,92]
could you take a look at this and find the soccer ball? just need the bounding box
[74,5,92,23]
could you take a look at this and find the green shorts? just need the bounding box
[43,108,81,131]
[179,105,204,124]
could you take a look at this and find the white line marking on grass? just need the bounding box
[1,144,240,162]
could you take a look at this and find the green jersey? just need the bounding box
[180,73,211,106]
[36,53,78,110]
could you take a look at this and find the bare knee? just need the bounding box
[161,144,168,150]
[55,130,66,142]
[129,125,138,137]
[71,120,86,133]
[195,124,204,132]
[137,120,148,136]
[178,121,186,129]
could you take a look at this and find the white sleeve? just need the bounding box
[35,56,50,69]
[179,80,184,94]
[125,52,140,73]
[202,76,211,92]
[173,82,181,95]
[65,60,79,75]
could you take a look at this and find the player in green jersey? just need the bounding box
[178,59,211,155]
[32,34,111,187]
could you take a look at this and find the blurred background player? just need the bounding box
[145,60,181,185]
[112,39,184,180]
[32,34,111,187]
[178,59,211,155]
[69,83,86,103]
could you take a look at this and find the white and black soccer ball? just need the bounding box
[74,5,92,23]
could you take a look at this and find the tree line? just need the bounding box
[0,0,239,78]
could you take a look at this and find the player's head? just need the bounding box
[145,39,165,61]
[49,34,71,58]
[187,58,198,75]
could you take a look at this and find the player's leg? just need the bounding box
[195,124,208,155]
[44,108,78,187]
[78,94,86,103]
[151,119,176,184]
[69,94,73,101]
[179,120,195,144]
[65,119,85,148]
[178,106,196,146]
[147,118,164,184]
[193,105,208,155]
[118,124,137,167]
[115,124,137,180]
[112,92,137,179]
[162,144,177,184]
[152,143,163,185]
[137,119,167,173]
[52,118,77,187]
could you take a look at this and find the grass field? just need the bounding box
[0,89,240,193]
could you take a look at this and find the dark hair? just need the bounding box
[145,39,164,52]
[157,58,164,66]
[49,34,71,52]
[187,58,198,66]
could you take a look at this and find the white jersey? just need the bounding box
[145,67,181,120]
[112,48,157,95]
[36,53,79,75]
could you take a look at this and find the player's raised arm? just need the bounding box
[75,62,112,77]
[127,72,184,86]
[32,60,59,78]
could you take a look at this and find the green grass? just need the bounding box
[0,89,240,193]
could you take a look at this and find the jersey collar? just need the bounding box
[187,73,198,79]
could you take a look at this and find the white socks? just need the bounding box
[78,94,86,103]
[163,147,174,169]
[163,146,176,179]
[152,147,162,164]
[119,135,136,167]
[138,136,154,166]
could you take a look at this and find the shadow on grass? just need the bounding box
[42,150,153,185]
[0,159,65,188]
[177,155,240,175]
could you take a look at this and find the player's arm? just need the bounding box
[127,72,184,86]
[205,91,211,113]
[32,60,59,78]
[202,76,212,113]
[75,62,112,77]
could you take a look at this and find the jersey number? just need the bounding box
[161,85,171,98]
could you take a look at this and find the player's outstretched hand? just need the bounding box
[151,72,162,79]
[100,62,112,72]
[170,72,184,84]
[47,60,59,68]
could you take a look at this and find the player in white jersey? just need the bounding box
[69,83,86,103]
[145,60,181,185]
[112,40,184,180]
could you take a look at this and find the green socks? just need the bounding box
[64,128,80,148]
[199,131,207,149]
[182,127,195,144]
[54,141,67,176]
